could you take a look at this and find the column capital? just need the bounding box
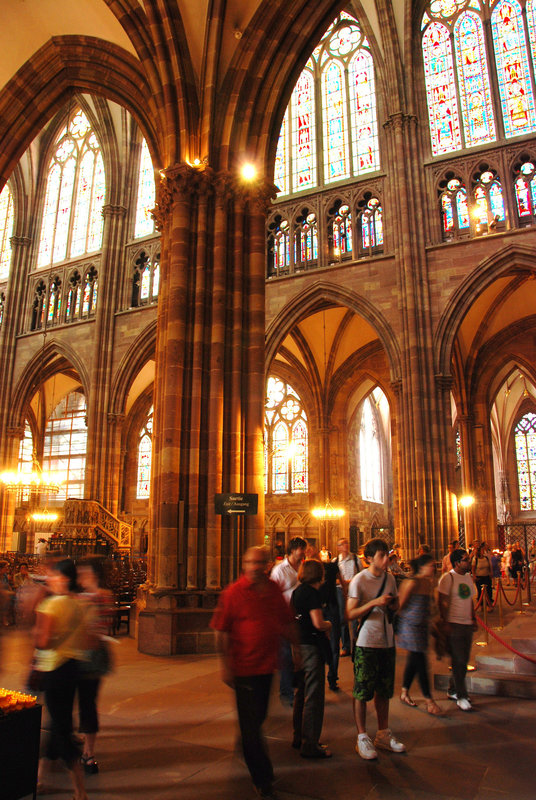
[383,112,418,132]
[6,425,25,440]
[9,235,31,248]
[151,164,278,229]
[107,412,126,426]
[102,204,127,219]
[435,373,453,391]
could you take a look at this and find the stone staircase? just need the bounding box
[434,608,536,699]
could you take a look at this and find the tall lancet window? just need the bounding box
[134,140,156,238]
[360,394,383,503]
[137,406,153,499]
[515,412,536,511]
[0,184,14,281]
[422,1,536,155]
[274,10,379,196]
[37,109,105,267]
[264,377,308,494]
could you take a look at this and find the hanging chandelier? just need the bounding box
[0,453,61,495]
[311,499,345,520]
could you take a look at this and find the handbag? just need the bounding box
[80,641,113,676]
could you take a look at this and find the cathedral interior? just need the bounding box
[1,0,536,654]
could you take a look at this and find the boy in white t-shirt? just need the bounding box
[437,549,477,712]
[347,538,405,760]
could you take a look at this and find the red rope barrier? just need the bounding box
[499,579,521,606]
[475,614,536,665]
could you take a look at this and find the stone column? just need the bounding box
[137,166,275,655]
[85,205,127,510]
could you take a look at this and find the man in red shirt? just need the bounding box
[211,546,299,800]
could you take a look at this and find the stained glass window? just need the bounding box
[454,12,496,147]
[440,178,470,235]
[18,422,34,503]
[47,277,62,326]
[131,249,160,306]
[137,406,153,499]
[360,395,383,503]
[422,21,462,155]
[274,11,379,197]
[294,211,318,269]
[30,280,47,331]
[330,203,352,261]
[134,139,156,238]
[423,1,536,154]
[515,412,536,511]
[42,390,87,502]
[0,184,14,281]
[37,110,105,268]
[515,160,536,218]
[492,1,536,138]
[473,170,505,229]
[0,292,5,327]
[455,426,462,468]
[360,198,383,253]
[264,376,308,494]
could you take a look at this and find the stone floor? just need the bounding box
[2,606,536,800]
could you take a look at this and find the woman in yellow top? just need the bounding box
[34,558,90,800]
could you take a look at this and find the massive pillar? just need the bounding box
[384,113,457,555]
[138,165,273,655]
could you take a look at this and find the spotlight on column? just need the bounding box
[241,163,257,181]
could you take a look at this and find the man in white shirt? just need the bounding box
[271,536,307,705]
[334,538,362,656]
[438,549,477,712]
[346,538,404,760]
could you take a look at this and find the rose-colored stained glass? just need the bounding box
[322,60,349,182]
[274,110,289,196]
[265,376,308,495]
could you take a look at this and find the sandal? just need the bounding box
[426,700,443,716]
[81,755,99,774]
[400,691,417,707]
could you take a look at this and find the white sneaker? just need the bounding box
[356,734,377,760]
[456,697,472,712]
[447,690,457,700]
[374,729,406,753]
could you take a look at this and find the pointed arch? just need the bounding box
[435,243,536,375]
[110,319,157,415]
[265,280,402,382]
[0,37,161,191]
[8,339,90,431]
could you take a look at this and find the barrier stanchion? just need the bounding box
[517,575,525,614]
[495,578,504,630]
[475,586,488,646]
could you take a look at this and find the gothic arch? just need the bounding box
[435,243,536,376]
[215,0,394,172]
[0,37,161,190]
[265,281,402,381]
[8,338,90,430]
[110,319,157,415]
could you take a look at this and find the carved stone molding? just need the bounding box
[9,236,31,248]
[102,204,127,219]
[6,425,25,439]
[107,412,126,426]
[435,373,454,391]
[151,164,278,229]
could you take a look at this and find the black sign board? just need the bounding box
[215,493,258,516]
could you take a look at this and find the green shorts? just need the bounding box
[352,646,396,701]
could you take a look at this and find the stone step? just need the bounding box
[434,670,536,700]
[475,651,536,676]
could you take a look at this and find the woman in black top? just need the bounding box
[291,559,332,759]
